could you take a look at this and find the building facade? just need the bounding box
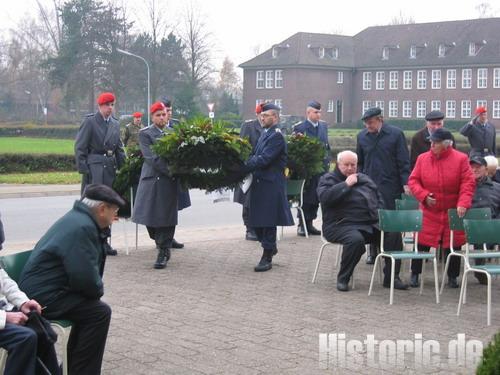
[240,18,500,124]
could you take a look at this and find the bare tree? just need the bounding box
[389,11,416,25]
[218,57,241,99]
[476,2,497,18]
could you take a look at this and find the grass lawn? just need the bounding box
[0,172,80,184]
[0,137,74,155]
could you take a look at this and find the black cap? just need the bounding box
[82,184,126,207]
[307,100,321,110]
[161,96,172,108]
[261,102,281,112]
[361,107,382,121]
[469,156,487,167]
[425,110,445,121]
[429,128,453,142]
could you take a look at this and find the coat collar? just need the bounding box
[73,200,102,232]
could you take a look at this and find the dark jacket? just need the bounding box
[317,168,384,241]
[410,127,456,169]
[0,212,4,250]
[472,176,500,218]
[356,123,410,209]
[19,201,107,316]
[244,125,293,227]
[460,120,496,157]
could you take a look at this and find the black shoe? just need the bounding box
[106,247,118,256]
[245,230,258,241]
[254,257,272,272]
[154,248,168,269]
[272,248,278,256]
[297,225,306,237]
[337,281,349,292]
[306,222,321,236]
[171,239,184,249]
[383,278,409,290]
[366,255,375,265]
[447,277,459,288]
[410,273,420,288]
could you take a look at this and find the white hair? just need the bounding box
[337,150,358,163]
[442,139,453,148]
[81,198,104,209]
[484,155,498,168]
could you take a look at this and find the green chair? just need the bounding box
[401,193,418,203]
[368,209,440,305]
[441,208,493,294]
[395,199,419,211]
[458,219,500,326]
[0,250,73,375]
[284,179,308,238]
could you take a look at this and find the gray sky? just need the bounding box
[2,0,499,70]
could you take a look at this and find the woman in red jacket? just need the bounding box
[408,128,475,288]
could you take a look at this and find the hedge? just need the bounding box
[0,153,75,173]
[0,125,79,139]
[335,119,468,131]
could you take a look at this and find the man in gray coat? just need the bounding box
[460,106,496,158]
[132,102,179,269]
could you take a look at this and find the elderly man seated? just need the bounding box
[484,155,500,183]
[317,150,384,291]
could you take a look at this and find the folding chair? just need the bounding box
[440,208,492,294]
[368,209,440,305]
[458,219,500,326]
[281,179,308,239]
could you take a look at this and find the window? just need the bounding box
[410,45,417,59]
[446,100,456,118]
[331,47,339,60]
[337,71,344,84]
[494,68,500,88]
[256,71,264,89]
[462,69,472,89]
[461,100,471,118]
[477,100,487,110]
[275,70,283,88]
[431,100,441,111]
[362,101,371,115]
[256,99,264,107]
[272,47,278,58]
[327,100,334,113]
[389,101,398,118]
[493,101,500,119]
[375,101,384,115]
[389,71,398,90]
[376,71,385,90]
[431,70,441,89]
[447,69,457,89]
[363,72,372,90]
[403,71,412,90]
[478,68,488,88]
[469,42,476,56]
[319,47,325,59]
[274,99,282,109]
[416,101,426,118]
[402,101,412,118]
[382,47,389,60]
[438,44,446,57]
[265,71,273,88]
[336,100,343,123]
[417,70,427,89]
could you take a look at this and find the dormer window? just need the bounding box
[438,44,446,57]
[410,45,417,59]
[272,46,278,58]
[319,47,325,59]
[382,47,389,60]
[332,47,339,60]
[469,42,476,56]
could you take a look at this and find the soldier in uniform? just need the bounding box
[410,110,455,169]
[123,112,143,148]
[240,102,294,272]
[292,100,331,236]
[75,92,126,256]
[460,106,497,158]
[234,103,265,241]
[132,102,179,269]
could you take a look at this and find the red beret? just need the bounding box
[132,112,142,118]
[150,101,166,114]
[255,103,263,114]
[97,92,115,105]
[475,106,487,115]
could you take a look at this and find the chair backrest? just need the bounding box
[286,179,305,199]
[463,219,500,246]
[395,199,419,210]
[448,208,491,231]
[0,250,33,282]
[401,193,418,203]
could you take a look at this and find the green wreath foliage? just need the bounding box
[286,133,327,180]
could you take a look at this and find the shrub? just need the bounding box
[476,332,500,375]
[0,153,75,173]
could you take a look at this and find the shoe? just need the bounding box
[410,273,420,288]
[383,278,409,290]
[106,246,118,256]
[337,281,349,292]
[447,277,459,288]
[171,239,184,249]
[365,255,375,265]
[297,225,306,237]
[272,248,278,256]
[245,229,258,241]
[154,248,168,269]
[306,221,321,235]
[254,257,272,272]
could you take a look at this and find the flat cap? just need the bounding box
[261,102,281,112]
[425,110,445,121]
[361,107,382,121]
[429,128,453,142]
[469,156,487,166]
[82,184,126,207]
[307,100,321,110]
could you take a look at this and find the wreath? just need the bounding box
[113,146,143,218]
[286,132,327,180]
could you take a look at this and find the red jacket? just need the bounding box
[408,147,475,248]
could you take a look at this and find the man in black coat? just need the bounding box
[317,150,383,291]
[356,107,410,289]
[292,100,331,236]
[234,103,265,241]
[460,106,496,158]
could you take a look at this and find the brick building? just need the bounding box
[240,18,500,125]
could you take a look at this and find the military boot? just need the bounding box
[306,220,321,236]
[154,248,170,269]
[297,218,306,237]
[254,249,274,272]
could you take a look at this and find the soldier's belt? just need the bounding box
[90,150,115,157]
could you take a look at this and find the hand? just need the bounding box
[403,185,411,195]
[5,312,28,325]
[345,174,358,187]
[20,299,42,315]
[425,194,436,207]
[457,206,467,218]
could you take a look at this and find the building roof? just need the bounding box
[240,18,500,70]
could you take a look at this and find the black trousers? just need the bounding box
[254,227,277,251]
[44,299,111,375]
[412,245,460,277]
[297,203,319,222]
[147,226,176,249]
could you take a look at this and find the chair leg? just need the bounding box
[457,270,469,316]
[299,208,308,238]
[390,257,395,305]
[420,258,426,295]
[0,349,7,373]
[122,220,129,255]
[52,324,71,375]
[440,254,451,294]
[463,272,468,304]
[135,223,139,252]
[487,273,492,326]
[312,243,329,283]
[433,258,440,304]
[368,255,381,296]
[334,244,342,269]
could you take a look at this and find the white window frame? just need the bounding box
[274,70,283,88]
[389,100,398,118]
[462,69,472,89]
[319,47,325,59]
[274,99,282,110]
[389,71,398,90]
[327,100,334,113]
[477,100,487,110]
[493,100,500,119]
[337,71,344,84]
[332,47,339,60]
[431,100,441,111]
[265,70,274,89]
[494,68,500,88]
[402,100,412,118]
[256,71,264,89]
[376,71,385,90]
[438,44,446,57]
[375,101,384,115]
[403,71,412,90]
[362,101,371,115]
[416,101,426,118]
[382,47,389,60]
[446,100,456,118]
[461,100,471,118]
[478,68,488,89]
[363,72,372,90]
[417,70,427,90]
[431,70,441,89]
[447,69,457,89]
[469,42,476,56]
[410,45,417,59]
[272,47,278,59]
